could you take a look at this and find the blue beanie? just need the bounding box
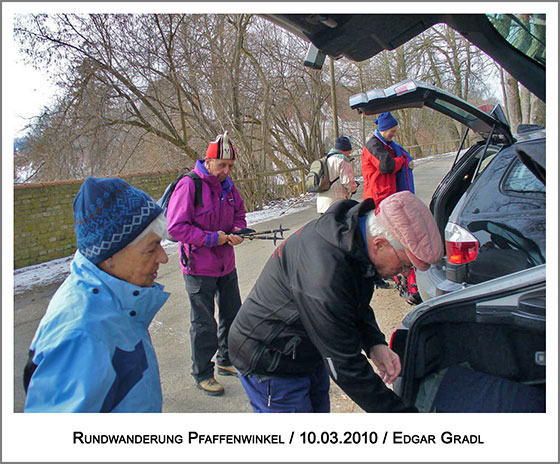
[335,136,352,152]
[375,112,399,131]
[73,177,162,264]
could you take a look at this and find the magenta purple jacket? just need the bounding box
[167,160,247,276]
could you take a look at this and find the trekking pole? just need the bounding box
[232,225,290,246]
[279,194,313,216]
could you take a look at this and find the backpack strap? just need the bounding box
[180,171,204,269]
[180,243,190,269]
[185,171,203,207]
[325,153,340,185]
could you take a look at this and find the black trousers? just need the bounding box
[183,269,242,382]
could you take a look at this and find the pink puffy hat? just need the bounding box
[375,191,444,271]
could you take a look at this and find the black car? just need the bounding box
[348,78,546,300]
[429,125,545,297]
[264,13,547,414]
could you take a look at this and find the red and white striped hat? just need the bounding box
[205,131,237,160]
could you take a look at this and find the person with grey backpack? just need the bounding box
[315,136,359,214]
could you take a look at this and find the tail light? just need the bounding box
[445,222,479,264]
[389,328,408,358]
[389,330,397,349]
[394,80,417,95]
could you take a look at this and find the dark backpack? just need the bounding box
[157,171,203,243]
[305,153,339,193]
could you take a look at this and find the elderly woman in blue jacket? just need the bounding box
[23,177,170,412]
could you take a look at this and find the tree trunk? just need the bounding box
[530,94,546,126]
[356,61,366,146]
[520,86,531,124]
[329,57,339,139]
[504,73,522,132]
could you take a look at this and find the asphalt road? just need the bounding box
[12,155,455,413]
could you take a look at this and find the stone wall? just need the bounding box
[13,171,180,269]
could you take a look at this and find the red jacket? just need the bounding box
[361,135,406,205]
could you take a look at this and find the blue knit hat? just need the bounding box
[375,112,399,131]
[73,177,162,264]
[335,136,352,152]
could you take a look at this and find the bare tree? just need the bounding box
[15,14,332,192]
[15,14,538,190]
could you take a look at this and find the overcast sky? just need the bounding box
[12,60,58,139]
[5,9,59,140]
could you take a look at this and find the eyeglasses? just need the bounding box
[390,246,415,275]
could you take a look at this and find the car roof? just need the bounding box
[263,14,545,102]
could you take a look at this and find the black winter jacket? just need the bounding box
[228,199,414,412]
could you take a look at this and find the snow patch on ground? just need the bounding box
[13,256,75,295]
[13,193,317,295]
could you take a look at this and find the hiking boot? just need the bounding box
[406,292,423,306]
[217,365,238,376]
[197,378,225,396]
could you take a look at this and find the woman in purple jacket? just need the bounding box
[167,131,247,396]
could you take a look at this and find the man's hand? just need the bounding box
[227,227,244,246]
[369,344,401,384]
[217,231,229,246]
[227,234,244,246]
[408,160,415,170]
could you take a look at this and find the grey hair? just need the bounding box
[365,210,403,250]
[129,213,168,246]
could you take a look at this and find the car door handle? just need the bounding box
[472,208,480,214]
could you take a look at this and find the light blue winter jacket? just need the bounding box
[24,251,170,413]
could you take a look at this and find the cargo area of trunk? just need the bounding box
[400,288,545,412]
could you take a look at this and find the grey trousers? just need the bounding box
[183,269,242,382]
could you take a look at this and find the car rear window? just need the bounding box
[503,159,545,194]
[434,98,478,122]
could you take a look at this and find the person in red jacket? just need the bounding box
[361,112,421,304]
[361,111,415,205]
